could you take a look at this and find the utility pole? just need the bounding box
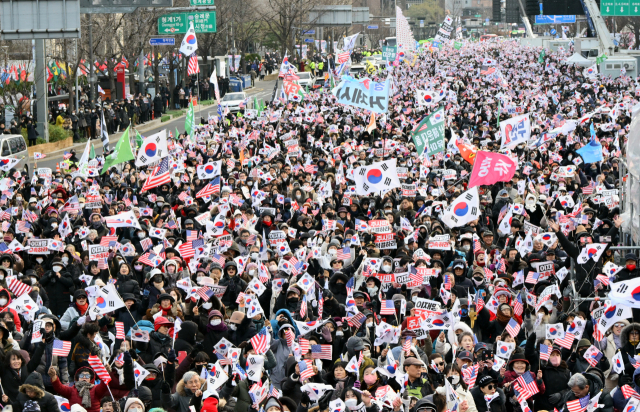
[89,14,95,107]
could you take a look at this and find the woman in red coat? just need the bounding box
[48,356,134,412]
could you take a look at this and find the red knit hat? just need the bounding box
[154,316,173,331]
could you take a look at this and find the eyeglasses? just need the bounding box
[614,323,625,327]
[78,373,92,379]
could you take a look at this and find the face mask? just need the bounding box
[0,298,7,306]
[229,324,237,331]
[134,264,143,271]
[363,350,371,358]
[329,249,337,256]
[628,264,637,271]
[550,356,561,367]
[366,321,373,327]
[251,253,259,261]
[16,197,22,201]
[138,232,145,238]
[53,266,63,273]
[157,202,163,207]
[287,297,299,305]
[412,296,418,302]
[382,265,392,273]
[269,265,277,273]
[210,319,221,326]
[31,277,38,284]
[367,287,378,295]
[454,161,460,165]
[51,223,58,229]
[461,245,470,252]
[345,399,358,410]
[473,277,484,286]
[249,270,256,276]
[448,375,460,385]
[203,302,213,310]
[92,222,101,228]
[363,374,377,385]
[61,257,69,265]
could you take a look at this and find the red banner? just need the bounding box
[468,151,517,188]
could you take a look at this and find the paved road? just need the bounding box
[33,79,277,171]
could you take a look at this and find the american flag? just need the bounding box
[380,300,396,315]
[52,339,72,357]
[337,51,350,64]
[474,293,485,312]
[88,355,111,383]
[514,292,524,316]
[480,66,496,76]
[539,344,552,361]
[318,289,323,318]
[310,344,332,360]
[115,322,125,339]
[140,238,153,252]
[186,230,198,242]
[0,209,10,221]
[595,274,610,286]
[336,247,350,260]
[505,318,521,338]
[582,180,597,195]
[63,151,73,160]
[402,336,412,353]
[8,277,32,297]
[178,191,189,201]
[197,286,214,301]
[525,271,540,284]
[621,385,640,400]
[443,274,452,290]
[298,359,315,380]
[566,395,590,412]
[177,240,195,259]
[17,220,32,233]
[346,277,355,296]
[554,333,575,350]
[62,196,80,213]
[347,312,366,328]
[141,157,171,192]
[515,372,539,401]
[211,253,226,266]
[300,295,307,318]
[188,54,200,75]
[585,347,603,367]
[196,176,220,198]
[100,235,118,248]
[250,327,269,355]
[284,328,295,347]
[246,234,257,245]
[304,164,318,174]
[461,364,478,387]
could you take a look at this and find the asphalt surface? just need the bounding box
[33,78,278,171]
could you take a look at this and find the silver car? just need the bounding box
[220,92,248,113]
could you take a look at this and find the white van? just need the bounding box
[0,134,28,169]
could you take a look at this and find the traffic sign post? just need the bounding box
[367,25,378,29]
[158,11,216,34]
[190,0,214,5]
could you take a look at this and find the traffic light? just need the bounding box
[525,0,539,15]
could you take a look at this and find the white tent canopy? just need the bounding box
[565,53,594,67]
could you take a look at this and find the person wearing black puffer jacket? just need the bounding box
[218,261,246,311]
[115,262,141,296]
[524,338,570,412]
[227,311,257,346]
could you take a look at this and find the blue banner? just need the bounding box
[333,77,389,114]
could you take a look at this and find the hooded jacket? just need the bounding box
[560,372,613,412]
[613,367,640,410]
[620,323,640,378]
[13,372,59,412]
[170,376,205,412]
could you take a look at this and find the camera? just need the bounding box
[600,236,612,243]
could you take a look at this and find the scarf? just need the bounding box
[75,381,95,408]
[76,301,89,315]
[160,306,173,316]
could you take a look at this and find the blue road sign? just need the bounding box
[367,25,378,29]
[149,37,175,45]
[303,29,315,35]
[534,15,576,24]
[304,38,314,43]
[550,28,557,35]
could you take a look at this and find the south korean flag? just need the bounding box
[136,130,168,167]
[354,159,401,196]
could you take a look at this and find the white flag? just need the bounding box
[612,350,625,374]
[197,160,222,180]
[0,157,20,172]
[500,113,531,149]
[441,187,480,228]
[179,22,198,56]
[104,210,142,230]
[136,130,169,167]
[610,277,640,308]
[90,284,126,316]
[343,33,360,52]
[546,323,565,340]
[133,361,150,386]
[583,64,598,79]
[353,159,401,195]
[598,301,632,332]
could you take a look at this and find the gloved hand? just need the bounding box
[129,349,139,361]
[168,349,177,363]
[354,380,361,389]
[123,351,132,364]
[318,390,334,410]
[301,392,311,405]
[162,381,171,394]
[549,393,562,405]
[39,328,45,337]
[558,313,568,323]
[321,326,333,343]
[569,352,577,362]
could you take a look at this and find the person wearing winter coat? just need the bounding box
[560,373,613,412]
[618,322,640,382]
[269,320,297,390]
[0,347,44,401]
[568,338,610,374]
[39,257,75,318]
[149,316,175,357]
[219,261,247,311]
[524,339,570,412]
[12,372,60,412]
[613,367,640,410]
[595,319,629,391]
[49,360,133,412]
[170,371,204,412]
[146,292,185,321]
[115,262,141,296]
[61,289,91,330]
[442,363,477,412]
[227,311,257,347]
[500,354,545,412]
[470,375,507,412]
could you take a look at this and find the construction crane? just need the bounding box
[580,0,616,56]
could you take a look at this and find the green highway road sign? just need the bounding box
[158,12,216,34]
[190,0,214,5]
[601,0,640,15]
[158,13,187,34]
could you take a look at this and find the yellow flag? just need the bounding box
[366,112,376,134]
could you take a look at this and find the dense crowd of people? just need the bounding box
[0,37,633,412]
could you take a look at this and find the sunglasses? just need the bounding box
[614,323,625,327]
[486,384,495,390]
[78,373,92,379]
